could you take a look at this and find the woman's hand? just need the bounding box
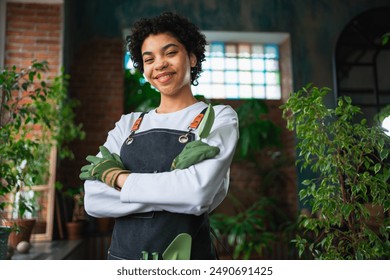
[80,146,130,190]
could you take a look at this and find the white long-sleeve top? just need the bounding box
[84,101,239,218]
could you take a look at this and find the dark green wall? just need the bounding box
[64,0,390,212]
[65,0,390,105]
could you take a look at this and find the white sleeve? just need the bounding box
[120,106,239,215]
[84,114,159,218]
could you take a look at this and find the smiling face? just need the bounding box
[141,32,197,98]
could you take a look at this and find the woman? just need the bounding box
[81,12,239,260]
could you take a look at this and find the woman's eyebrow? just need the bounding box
[161,43,179,51]
[142,43,179,57]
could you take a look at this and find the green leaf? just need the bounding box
[374,163,381,174]
[302,179,312,186]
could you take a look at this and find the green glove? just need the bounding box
[98,146,125,169]
[79,146,130,188]
[171,140,220,170]
[198,104,215,139]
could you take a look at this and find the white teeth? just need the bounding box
[157,74,172,81]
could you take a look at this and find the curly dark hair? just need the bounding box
[126,12,206,86]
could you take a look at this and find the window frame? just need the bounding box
[196,31,291,100]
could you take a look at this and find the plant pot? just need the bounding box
[66,221,85,240]
[0,226,12,260]
[31,221,47,235]
[1,219,36,249]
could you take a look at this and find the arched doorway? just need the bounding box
[335,6,390,129]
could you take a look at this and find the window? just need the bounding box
[124,31,290,100]
[193,42,280,99]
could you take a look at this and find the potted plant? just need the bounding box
[62,186,86,240]
[280,84,390,259]
[0,225,12,259]
[0,61,85,248]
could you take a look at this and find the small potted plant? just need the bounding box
[1,186,38,250]
[57,184,86,240]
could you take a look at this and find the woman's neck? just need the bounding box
[156,94,198,114]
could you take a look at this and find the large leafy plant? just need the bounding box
[0,60,84,219]
[281,84,390,259]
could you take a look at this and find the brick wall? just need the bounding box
[216,100,298,218]
[62,38,125,188]
[4,2,62,78]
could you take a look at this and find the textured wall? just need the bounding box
[65,0,390,96]
[5,2,62,77]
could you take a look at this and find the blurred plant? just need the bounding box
[0,60,85,220]
[211,197,290,259]
[210,99,295,259]
[56,183,85,222]
[124,69,160,113]
[381,32,390,45]
[235,99,281,160]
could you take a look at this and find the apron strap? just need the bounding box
[188,107,208,130]
[127,106,209,145]
[125,112,148,145]
[179,106,208,144]
[131,112,148,132]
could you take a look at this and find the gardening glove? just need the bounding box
[80,146,124,180]
[79,146,130,188]
[171,140,220,170]
[98,145,126,169]
[171,105,219,170]
[198,104,215,139]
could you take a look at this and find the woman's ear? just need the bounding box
[190,53,197,68]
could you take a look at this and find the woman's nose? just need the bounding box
[155,58,168,70]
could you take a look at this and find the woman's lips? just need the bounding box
[155,72,174,83]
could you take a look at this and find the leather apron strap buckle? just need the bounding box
[178,106,208,144]
[126,112,148,145]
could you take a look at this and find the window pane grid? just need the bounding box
[124,40,282,100]
[192,42,281,99]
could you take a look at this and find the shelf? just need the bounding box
[11,240,84,260]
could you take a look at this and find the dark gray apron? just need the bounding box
[107,110,216,260]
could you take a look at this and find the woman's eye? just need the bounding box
[167,51,177,56]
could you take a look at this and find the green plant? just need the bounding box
[56,183,85,222]
[0,60,85,220]
[211,197,289,259]
[281,84,390,259]
[210,99,296,259]
[235,99,281,160]
[124,69,160,113]
[42,69,85,161]
[382,32,390,46]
